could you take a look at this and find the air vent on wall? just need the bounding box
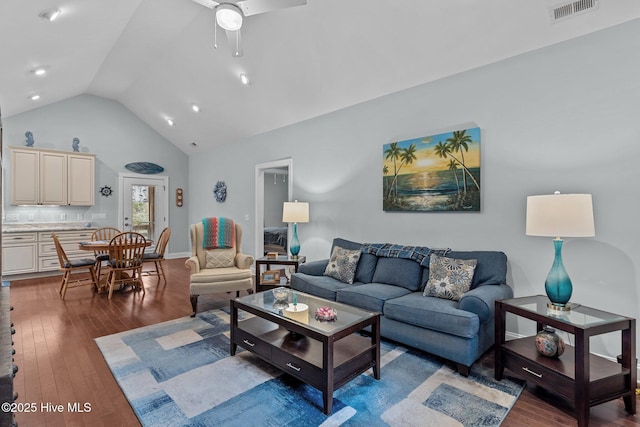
[550,0,599,23]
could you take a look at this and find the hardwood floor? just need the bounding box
[7,258,638,426]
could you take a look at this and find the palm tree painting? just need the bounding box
[383,127,480,212]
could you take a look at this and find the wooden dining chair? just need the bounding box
[91,227,121,281]
[142,227,171,284]
[106,232,147,299]
[52,233,99,300]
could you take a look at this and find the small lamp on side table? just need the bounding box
[283,200,309,258]
[526,191,595,310]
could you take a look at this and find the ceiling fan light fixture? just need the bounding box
[216,4,243,31]
[38,8,61,22]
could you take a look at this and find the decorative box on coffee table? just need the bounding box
[495,295,636,427]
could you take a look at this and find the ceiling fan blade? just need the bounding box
[225,29,243,57]
[189,0,221,10]
[236,0,306,16]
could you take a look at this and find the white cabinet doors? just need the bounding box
[10,148,39,205]
[1,233,37,275]
[8,147,95,206]
[40,151,67,205]
[68,154,94,206]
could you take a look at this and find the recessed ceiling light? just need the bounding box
[30,95,41,101]
[33,68,47,76]
[38,8,61,22]
[191,104,200,113]
[166,118,175,126]
[240,73,250,85]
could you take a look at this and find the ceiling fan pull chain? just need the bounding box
[235,30,240,56]
[214,15,218,49]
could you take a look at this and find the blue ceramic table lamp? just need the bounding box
[526,192,595,310]
[282,200,309,258]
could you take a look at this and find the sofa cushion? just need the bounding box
[423,254,477,301]
[324,246,361,284]
[445,251,507,289]
[371,257,422,291]
[331,238,377,283]
[289,273,351,301]
[336,283,411,313]
[205,248,235,268]
[383,293,480,339]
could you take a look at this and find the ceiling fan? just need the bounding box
[190,0,307,57]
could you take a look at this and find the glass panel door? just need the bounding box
[120,175,167,245]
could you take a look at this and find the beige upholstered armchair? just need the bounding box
[185,222,254,317]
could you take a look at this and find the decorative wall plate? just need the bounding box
[100,185,113,197]
[125,162,164,174]
[213,181,227,202]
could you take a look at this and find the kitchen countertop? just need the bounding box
[2,222,95,233]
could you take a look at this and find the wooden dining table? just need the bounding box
[78,239,153,292]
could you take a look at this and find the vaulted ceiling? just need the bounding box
[1,0,639,155]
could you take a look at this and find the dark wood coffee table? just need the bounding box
[230,290,381,414]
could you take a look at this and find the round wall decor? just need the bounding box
[100,185,113,197]
[213,181,227,203]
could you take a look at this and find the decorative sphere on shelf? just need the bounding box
[535,326,565,358]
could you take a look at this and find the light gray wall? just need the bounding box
[2,95,190,255]
[189,19,640,358]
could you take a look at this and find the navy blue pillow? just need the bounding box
[371,257,422,291]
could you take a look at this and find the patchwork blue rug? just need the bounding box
[95,310,524,426]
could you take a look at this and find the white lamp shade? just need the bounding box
[283,201,309,223]
[216,4,243,31]
[526,193,595,238]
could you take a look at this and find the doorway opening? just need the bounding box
[255,158,292,257]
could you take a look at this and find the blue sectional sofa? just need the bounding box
[290,238,513,375]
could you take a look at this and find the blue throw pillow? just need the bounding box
[371,257,422,291]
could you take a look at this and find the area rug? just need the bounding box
[95,310,525,426]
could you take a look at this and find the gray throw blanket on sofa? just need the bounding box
[361,243,450,267]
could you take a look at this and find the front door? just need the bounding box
[119,174,168,245]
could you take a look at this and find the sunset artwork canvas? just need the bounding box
[383,127,480,212]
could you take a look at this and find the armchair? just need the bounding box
[185,222,254,317]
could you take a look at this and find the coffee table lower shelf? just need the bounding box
[231,315,379,414]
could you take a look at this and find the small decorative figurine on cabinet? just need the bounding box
[25,131,34,147]
[72,137,80,152]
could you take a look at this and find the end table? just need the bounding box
[255,255,306,292]
[495,295,636,427]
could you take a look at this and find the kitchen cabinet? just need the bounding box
[38,230,95,271]
[9,146,95,206]
[67,154,95,206]
[1,232,37,275]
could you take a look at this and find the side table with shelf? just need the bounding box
[495,295,636,427]
[255,255,306,292]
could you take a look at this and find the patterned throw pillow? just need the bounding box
[205,248,236,268]
[423,254,477,301]
[323,246,362,284]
